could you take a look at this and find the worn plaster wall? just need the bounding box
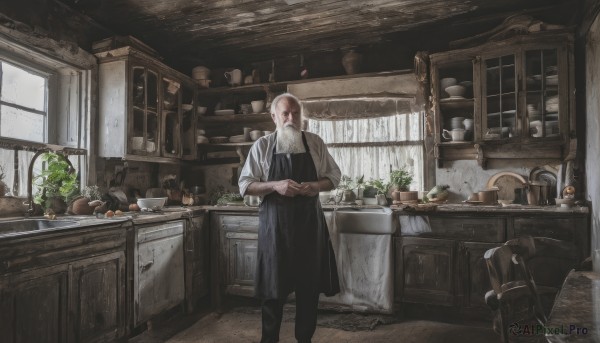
[586,13,600,255]
[436,159,559,203]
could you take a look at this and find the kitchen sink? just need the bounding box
[0,219,80,235]
[334,206,395,234]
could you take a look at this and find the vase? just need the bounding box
[341,50,362,75]
[341,190,356,203]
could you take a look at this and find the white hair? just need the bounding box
[270,92,301,114]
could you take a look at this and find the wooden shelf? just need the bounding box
[196,81,287,95]
[198,113,272,122]
[198,142,254,148]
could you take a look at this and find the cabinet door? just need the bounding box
[396,237,456,305]
[69,251,127,343]
[459,242,500,310]
[481,53,518,140]
[162,77,181,157]
[0,265,69,343]
[225,231,258,297]
[181,84,196,160]
[185,215,209,312]
[136,223,185,325]
[130,66,160,156]
[524,48,562,139]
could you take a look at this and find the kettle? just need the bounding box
[224,69,242,86]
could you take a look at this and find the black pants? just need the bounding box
[260,290,320,343]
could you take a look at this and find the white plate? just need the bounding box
[214,109,234,116]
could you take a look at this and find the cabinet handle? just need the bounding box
[141,261,154,272]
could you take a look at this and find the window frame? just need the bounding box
[0,54,58,143]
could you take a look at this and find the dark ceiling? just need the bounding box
[59,0,580,74]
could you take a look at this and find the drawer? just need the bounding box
[427,216,506,242]
[513,217,576,241]
[218,214,259,232]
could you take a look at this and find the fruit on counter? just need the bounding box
[427,184,450,201]
[105,210,115,218]
[115,210,123,216]
[129,203,140,211]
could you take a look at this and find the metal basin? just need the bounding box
[334,206,395,234]
[0,219,80,236]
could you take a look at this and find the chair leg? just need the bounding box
[499,306,510,343]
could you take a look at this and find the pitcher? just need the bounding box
[224,69,242,86]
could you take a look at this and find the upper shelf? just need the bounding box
[196,81,288,95]
[198,113,272,122]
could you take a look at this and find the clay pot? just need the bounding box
[68,196,94,215]
[342,50,363,75]
[399,191,419,202]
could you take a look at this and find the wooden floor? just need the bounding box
[130,304,503,343]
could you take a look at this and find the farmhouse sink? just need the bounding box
[0,219,80,236]
[334,206,395,234]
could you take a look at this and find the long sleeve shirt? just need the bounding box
[238,131,341,196]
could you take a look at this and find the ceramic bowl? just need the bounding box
[137,197,167,211]
[197,106,207,115]
[445,85,466,98]
[440,78,457,90]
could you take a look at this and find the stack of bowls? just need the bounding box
[440,78,457,98]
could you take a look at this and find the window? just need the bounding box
[0,60,48,142]
[307,111,424,191]
[0,36,93,198]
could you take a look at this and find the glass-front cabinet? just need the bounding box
[131,67,159,156]
[96,47,197,162]
[429,30,574,167]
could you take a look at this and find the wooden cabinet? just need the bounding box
[395,215,506,312]
[511,215,589,259]
[184,214,209,312]
[134,220,185,326]
[211,212,259,308]
[0,223,128,343]
[96,47,198,162]
[429,30,575,167]
[396,236,456,306]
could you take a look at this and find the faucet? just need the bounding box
[25,151,75,217]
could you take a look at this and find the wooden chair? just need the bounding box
[484,245,547,343]
[504,236,580,316]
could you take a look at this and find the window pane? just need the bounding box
[1,62,46,111]
[1,105,44,142]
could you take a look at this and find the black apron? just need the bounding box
[255,132,340,300]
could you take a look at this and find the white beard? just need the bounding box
[276,125,305,154]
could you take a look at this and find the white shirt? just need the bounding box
[238,131,341,196]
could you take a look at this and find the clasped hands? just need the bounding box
[273,179,319,197]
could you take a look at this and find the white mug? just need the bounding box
[251,100,265,113]
[224,69,242,86]
[463,119,474,131]
[442,128,466,141]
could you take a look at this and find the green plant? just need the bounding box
[366,178,389,195]
[337,175,355,191]
[390,168,413,191]
[33,153,79,209]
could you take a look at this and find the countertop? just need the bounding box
[0,202,587,240]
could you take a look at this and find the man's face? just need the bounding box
[272,97,301,130]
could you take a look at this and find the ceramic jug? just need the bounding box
[224,69,242,86]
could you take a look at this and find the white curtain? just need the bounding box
[307,112,424,191]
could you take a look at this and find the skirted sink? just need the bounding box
[334,206,395,234]
[0,219,80,236]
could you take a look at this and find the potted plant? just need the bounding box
[354,175,365,200]
[33,153,79,214]
[366,178,389,206]
[390,167,417,203]
[336,175,356,204]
